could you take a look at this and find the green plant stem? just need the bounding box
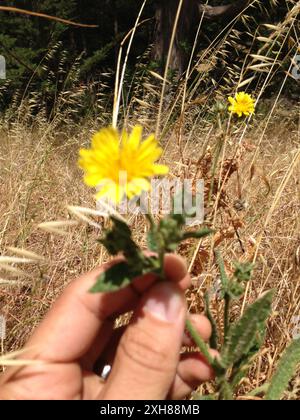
[218,378,234,400]
[158,248,165,277]
[186,319,215,366]
[145,212,215,368]
[146,212,165,277]
[224,293,231,337]
[248,384,269,397]
[145,213,155,231]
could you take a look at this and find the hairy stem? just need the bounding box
[186,319,215,366]
[224,293,231,338]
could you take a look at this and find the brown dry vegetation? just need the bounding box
[1,0,300,399]
[0,99,300,398]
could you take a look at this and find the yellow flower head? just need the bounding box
[228,92,255,117]
[79,126,169,203]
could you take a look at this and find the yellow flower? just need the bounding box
[228,92,255,117]
[79,126,169,203]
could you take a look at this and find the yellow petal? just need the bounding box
[126,125,142,149]
[152,164,169,175]
[84,173,102,187]
[92,127,119,153]
[96,181,126,204]
[126,178,150,199]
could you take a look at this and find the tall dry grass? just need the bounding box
[0,0,300,399]
[1,101,300,398]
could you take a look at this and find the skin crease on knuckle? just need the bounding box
[0,256,214,400]
[117,321,177,376]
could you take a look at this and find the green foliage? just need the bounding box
[90,261,137,293]
[99,216,139,258]
[90,213,300,400]
[216,250,254,300]
[221,291,273,368]
[91,216,161,293]
[90,256,160,293]
[266,338,300,401]
[196,248,300,400]
[148,214,213,254]
[192,394,216,401]
[0,0,155,112]
[203,254,276,399]
[91,212,212,293]
[204,292,219,350]
[233,262,255,283]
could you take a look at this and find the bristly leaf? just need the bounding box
[192,394,216,401]
[218,379,234,401]
[99,216,139,257]
[215,249,229,292]
[233,262,254,282]
[93,216,163,292]
[182,227,214,241]
[147,229,159,252]
[231,318,267,387]
[215,251,253,300]
[95,214,213,294]
[149,214,212,254]
[99,216,149,274]
[90,262,135,293]
[221,291,274,368]
[266,338,300,400]
[90,257,161,293]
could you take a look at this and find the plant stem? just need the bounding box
[158,248,165,277]
[145,212,215,368]
[145,212,165,278]
[224,293,231,337]
[145,213,156,231]
[186,318,215,366]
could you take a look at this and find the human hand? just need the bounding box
[0,254,216,400]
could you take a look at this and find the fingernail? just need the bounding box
[143,283,184,323]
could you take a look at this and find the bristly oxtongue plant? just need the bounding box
[80,126,300,400]
[90,211,300,400]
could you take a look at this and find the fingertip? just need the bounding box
[164,254,190,290]
[181,351,216,383]
[183,315,212,345]
[170,349,217,399]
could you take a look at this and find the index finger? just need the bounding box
[26,254,190,363]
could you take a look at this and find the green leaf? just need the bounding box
[90,256,161,293]
[192,394,216,400]
[266,338,300,400]
[218,379,234,400]
[234,262,255,282]
[100,216,139,257]
[182,227,214,240]
[147,229,158,252]
[90,262,136,293]
[231,309,268,388]
[248,384,270,397]
[156,215,185,253]
[221,291,273,368]
[215,250,229,292]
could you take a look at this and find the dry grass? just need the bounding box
[0,99,300,398]
[0,0,300,399]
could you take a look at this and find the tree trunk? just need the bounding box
[153,0,250,76]
[153,0,200,76]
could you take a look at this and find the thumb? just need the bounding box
[101,282,186,400]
